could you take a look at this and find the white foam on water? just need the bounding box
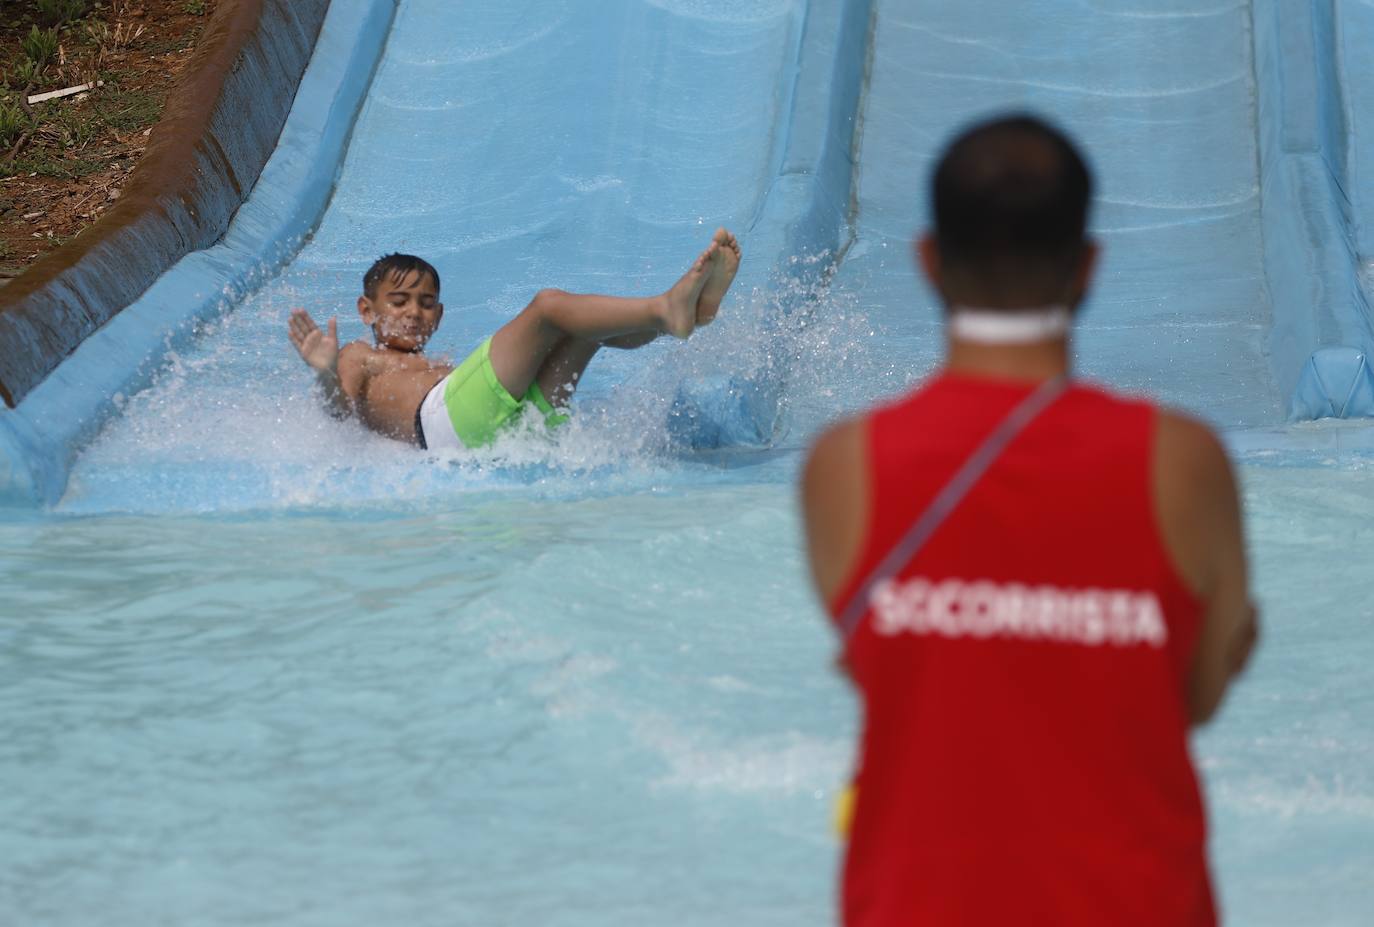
[639,718,849,797]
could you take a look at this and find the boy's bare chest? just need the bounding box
[338,346,452,403]
[347,345,450,378]
[373,352,446,375]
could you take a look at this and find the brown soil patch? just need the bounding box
[0,0,217,283]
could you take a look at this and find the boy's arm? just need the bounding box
[288,309,354,419]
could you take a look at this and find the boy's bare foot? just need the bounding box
[660,242,717,338]
[696,228,741,326]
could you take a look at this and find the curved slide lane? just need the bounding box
[51,0,869,511]
[840,0,1280,426]
[8,0,1374,508]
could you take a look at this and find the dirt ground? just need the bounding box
[0,0,217,283]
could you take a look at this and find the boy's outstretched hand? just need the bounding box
[289,309,340,373]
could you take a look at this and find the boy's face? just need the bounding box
[357,269,443,353]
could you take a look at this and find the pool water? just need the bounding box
[3,462,1373,924]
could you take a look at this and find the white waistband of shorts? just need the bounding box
[418,373,461,451]
[948,305,1071,344]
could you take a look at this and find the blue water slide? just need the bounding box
[0,0,874,508]
[3,0,1373,510]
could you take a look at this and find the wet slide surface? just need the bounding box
[837,0,1280,427]
[63,0,820,511]
[2,1,1371,924]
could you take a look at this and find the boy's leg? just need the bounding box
[534,337,602,408]
[697,228,741,326]
[487,243,716,399]
[602,331,660,350]
[536,319,688,407]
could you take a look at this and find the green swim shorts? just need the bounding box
[416,337,569,449]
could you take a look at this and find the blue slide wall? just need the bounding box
[0,0,397,505]
[1255,0,1374,417]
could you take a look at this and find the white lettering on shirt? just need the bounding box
[869,577,1168,648]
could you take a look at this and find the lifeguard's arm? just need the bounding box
[288,309,354,419]
[801,417,871,610]
[1154,411,1258,726]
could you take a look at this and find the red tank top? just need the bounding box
[829,372,1214,927]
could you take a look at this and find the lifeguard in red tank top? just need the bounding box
[829,372,1216,927]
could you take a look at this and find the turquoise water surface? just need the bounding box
[3,462,1373,924]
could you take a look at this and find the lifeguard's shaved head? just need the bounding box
[930,115,1093,306]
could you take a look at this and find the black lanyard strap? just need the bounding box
[837,376,1070,640]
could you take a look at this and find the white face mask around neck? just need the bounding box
[947,305,1072,345]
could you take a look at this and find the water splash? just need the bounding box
[62,251,890,515]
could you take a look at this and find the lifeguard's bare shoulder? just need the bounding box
[801,415,872,605]
[1151,407,1238,597]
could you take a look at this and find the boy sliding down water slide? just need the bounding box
[287,229,742,449]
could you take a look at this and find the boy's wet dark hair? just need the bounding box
[933,114,1093,289]
[363,253,441,298]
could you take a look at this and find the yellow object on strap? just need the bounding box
[833,783,857,838]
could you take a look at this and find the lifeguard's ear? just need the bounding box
[357,295,375,325]
[1074,240,1101,294]
[916,235,942,291]
[1063,240,1101,312]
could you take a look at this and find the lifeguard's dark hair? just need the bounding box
[363,253,441,298]
[932,114,1093,299]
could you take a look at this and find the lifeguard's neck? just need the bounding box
[944,338,1070,382]
[941,304,1072,382]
